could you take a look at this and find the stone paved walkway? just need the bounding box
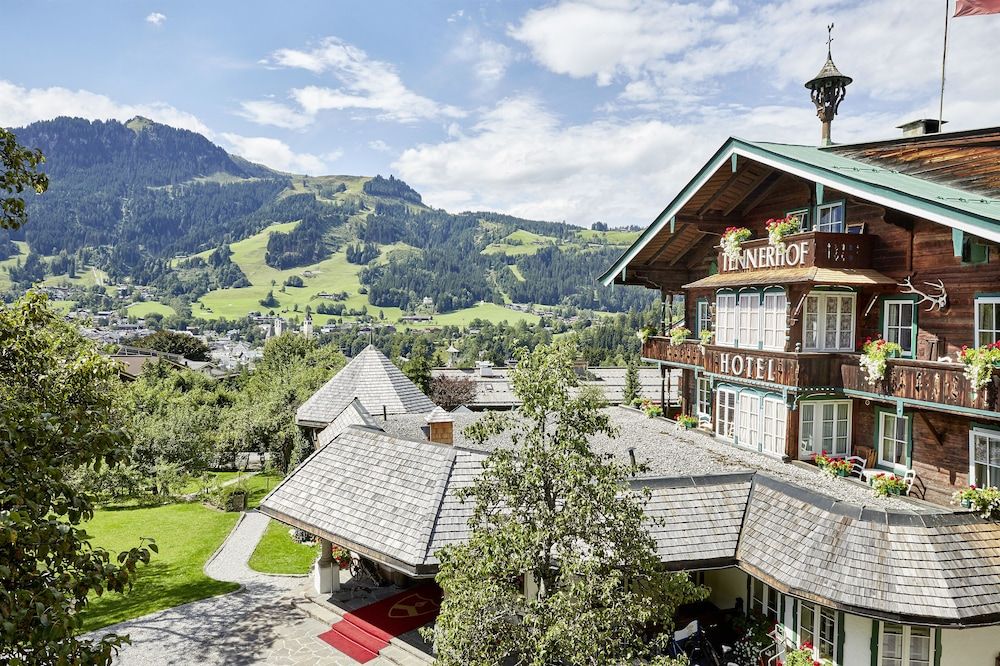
[102,510,421,665]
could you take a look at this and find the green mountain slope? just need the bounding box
[2,116,652,322]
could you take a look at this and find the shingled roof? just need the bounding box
[261,421,1000,625]
[316,399,382,447]
[296,345,435,426]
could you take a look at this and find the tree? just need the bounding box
[1,128,49,230]
[623,358,641,405]
[1,293,154,664]
[429,375,476,410]
[259,290,279,308]
[284,275,304,288]
[427,343,705,665]
[134,329,211,361]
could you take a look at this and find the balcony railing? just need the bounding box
[642,337,997,413]
[715,230,875,273]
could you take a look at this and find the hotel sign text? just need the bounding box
[720,241,809,273]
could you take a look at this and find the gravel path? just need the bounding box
[102,510,374,665]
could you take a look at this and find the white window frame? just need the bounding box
[716,293,737,347]
[969,427,1000,487]
[786,208,810,231]
[761,290,788,351]
[878,411,910,471]
[798,602,838,663]
[816,201,845,232]
[737,291,761,349]
[803,291,856,352]
[737,393,761,450]
[696,300,711,336]
[878,623,934,666]
[715,388,737,441]
[798,400,852,459]
[975,296,1000,347]
[761,396,787,456]
[883,298,916,359]
[696,377,712,424]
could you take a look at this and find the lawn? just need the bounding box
[126,301,177,318]
[248,519,318,575]
[177,470,247,495]
[482,230,558,256]
[575,228,641,245]
[80,502,240,631]
[431,302,540,327]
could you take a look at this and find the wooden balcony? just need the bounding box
[642,337,998,413]
[715,230,875,273]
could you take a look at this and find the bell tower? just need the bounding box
[805,24,853,146]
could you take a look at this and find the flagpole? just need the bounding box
[939,0,950,128]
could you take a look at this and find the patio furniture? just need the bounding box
[846,455,867,478]
[860,468,919,495]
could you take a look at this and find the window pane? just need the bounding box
[818,608,836,659]
[800,603,815,647]
[881,624,903,666]
[909,627,931,666]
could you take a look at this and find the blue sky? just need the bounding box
[3,1,999,226]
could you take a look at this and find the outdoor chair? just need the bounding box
[902,469,918,495]
[846,455,867,478]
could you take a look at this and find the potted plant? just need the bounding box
[669,326,691,347]
[637,325,657,344]
[699,328,713,348]
[871,473,907,497]
[782,644,817,666]
[330,545,352,570]
[860,337,902,385]
[952,485,979,509]
[959,341,1000,396]
[765,215,802,252]
[676,414,699,430]
[721,226,752,265]
[637,398,663,419]
[815,452,851,477]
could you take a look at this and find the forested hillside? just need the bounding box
[2,116,654,321]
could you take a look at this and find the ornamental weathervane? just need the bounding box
[805,24,853,146]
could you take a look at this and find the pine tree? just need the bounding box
[623,358,641,405]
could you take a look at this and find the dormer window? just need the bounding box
[815,201,845,232]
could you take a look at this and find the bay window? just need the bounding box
[715,289,787,350]
[799,400,851,459]
[737,393,761,450]
[750,579,779,624]
[761,396,787,456]
[970,428,1000,487]
[883,299,916,358]
[717,387,787,456]
[798,602,837,663]
[737,292,761,349]
[878,411,910,470]
[761,291,788,351]
[879,623,933,666]
[976,296,1000,347]
[803,292,856,352]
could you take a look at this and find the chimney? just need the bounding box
[476,360,494,377]
[897,119,947,137]
[426,406,454,445]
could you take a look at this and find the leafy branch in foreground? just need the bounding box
[1,293,154,665]
[1,127,48,230]
[426,342,705,665]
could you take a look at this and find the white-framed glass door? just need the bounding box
[970,428,1000,487]
[761,291,787,350]
[737,393,760,450]
[715,388,737,440]
[737,292,760,349]
[716,293,737,346]
[761,397,787,456]
[798,400,852,459]
[878,411,909,470]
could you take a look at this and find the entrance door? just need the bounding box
[737,393,760,450]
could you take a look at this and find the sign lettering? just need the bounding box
[721,240,809,273]
[719,352,777,382]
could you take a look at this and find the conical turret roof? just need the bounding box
[296,345,435,425]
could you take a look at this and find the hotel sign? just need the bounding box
[720,240,810,273]
[705,349,799,386]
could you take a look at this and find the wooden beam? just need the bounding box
[676,213,732,224]
[682,234,722,269]
[722,167,773,215]
[696,168,746,217]
[669,231,707,266]
[738,172,783,215]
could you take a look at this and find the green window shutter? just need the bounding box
[870,620,880,666]
[791,598,798,641]
[953,228,965,257]
[780,593,786,628]
[934,628,942,666]
[837,611,846,665]
[905,412,914,469]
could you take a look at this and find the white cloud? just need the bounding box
[237,99,313,130]
[253,37,464,124]
[368,139,391,152]
[393,96,899,227]
[145,12,166,25]
[0,80,212,136]
[452,29,514,88]
[220,133,334,175]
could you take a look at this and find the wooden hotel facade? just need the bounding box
[603,128,1000,506]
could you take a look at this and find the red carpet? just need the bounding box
[319,584,442,663]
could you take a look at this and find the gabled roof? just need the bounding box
[296,344,435,426]
[601,134,1000,286]
[316,398,382,447]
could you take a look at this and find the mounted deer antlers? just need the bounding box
[898,276,948,312]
